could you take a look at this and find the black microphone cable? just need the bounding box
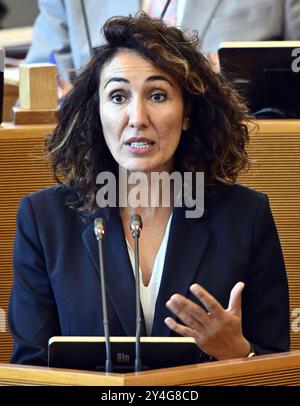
[94,218,113,373]
[130,214,143,372]
[80,0,93,58]
[160,0,172,19]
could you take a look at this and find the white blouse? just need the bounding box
[126,214,173,335]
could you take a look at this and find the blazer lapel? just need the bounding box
[151,207,210,336]
[81,209,147,336]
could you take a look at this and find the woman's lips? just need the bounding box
[125,138,156,155]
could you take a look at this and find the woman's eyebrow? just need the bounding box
[145,75,174,87]
[104,75,174,89]
[104,77,129,88]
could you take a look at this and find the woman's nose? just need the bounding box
[128,99,150,129]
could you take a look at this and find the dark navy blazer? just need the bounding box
[9,184,290,366]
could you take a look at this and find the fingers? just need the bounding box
[164,317,197,338]
[165,283,246,360]
[227,282,245,315]
[165,282,245,335]
[166,293,210,328]
[190,284,224,317]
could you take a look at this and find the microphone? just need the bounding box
[130,214,143,372]
[94,218,112,373]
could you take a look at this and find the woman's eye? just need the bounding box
[111,94,126,103]
[151,93,166,102]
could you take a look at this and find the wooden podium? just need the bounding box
[0,351,300,386]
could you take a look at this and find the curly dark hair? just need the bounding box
[46,12,251,212]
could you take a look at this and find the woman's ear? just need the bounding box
[183,102,191,131]
[183,116,190,131]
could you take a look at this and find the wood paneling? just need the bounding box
[0,124,55,363]
[238,120,300,351]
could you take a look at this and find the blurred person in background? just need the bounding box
[0,1,7,28]
[24,0,300,95]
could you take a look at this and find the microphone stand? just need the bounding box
[130,214,143,372]
[94,218,112,373]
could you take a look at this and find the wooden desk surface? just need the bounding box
[0,350,300,386]
[0,123,55,137]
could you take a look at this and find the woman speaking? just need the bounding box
[9,13,289,366]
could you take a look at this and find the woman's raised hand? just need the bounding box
[165,282,251,360]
